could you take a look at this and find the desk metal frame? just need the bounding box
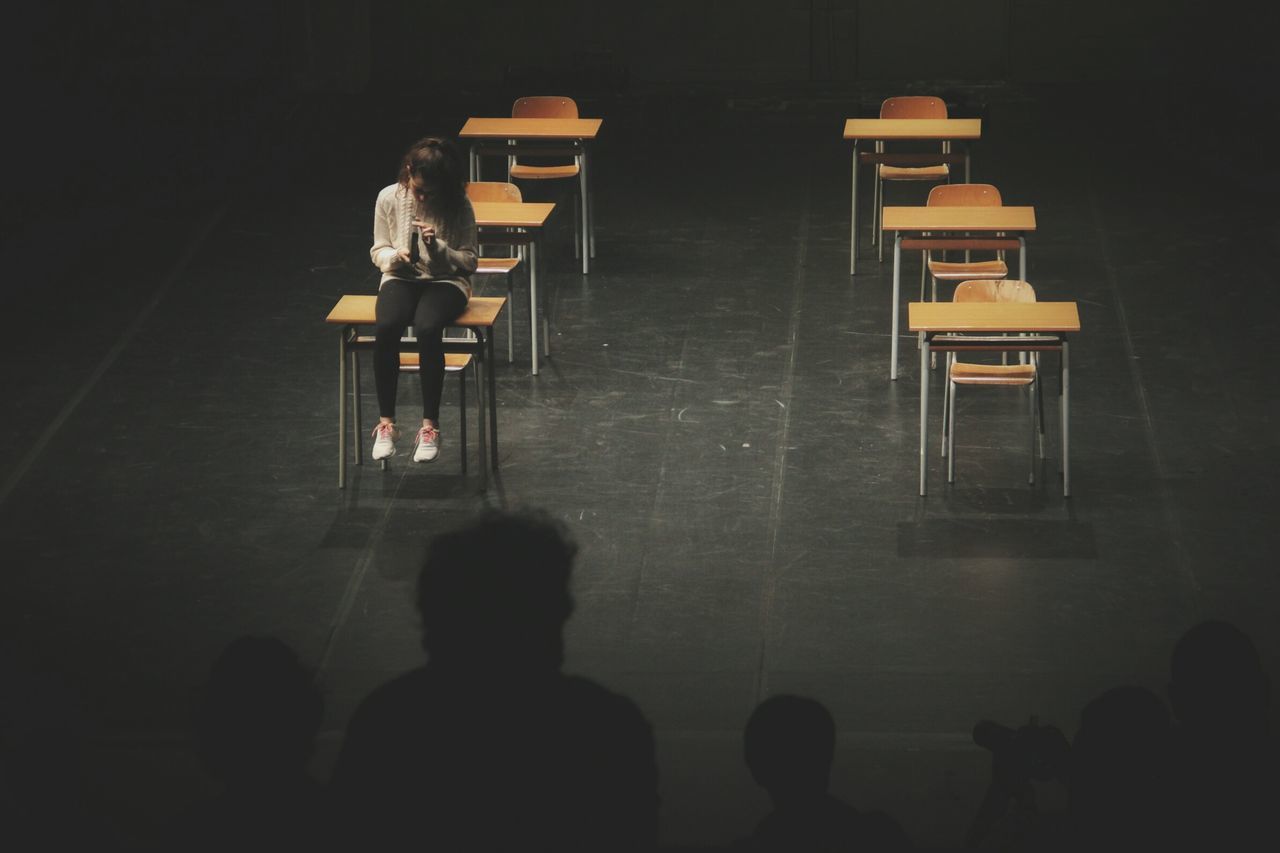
[912,303,1077,498]
[462,118,599,275]
[333,318,501,491]
[884,207,1036,380]
[472,201,555,376]
[846,118,980,275]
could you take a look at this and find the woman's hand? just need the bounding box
[413,219,446,259]
[394,248,413,268]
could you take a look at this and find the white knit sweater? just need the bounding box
[370,184,478,297]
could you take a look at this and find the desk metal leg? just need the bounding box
[850,142,859,275]
[458,369,467,474]
[920,337,930,496]
[352,351,363,461]
[469,144,477,182]
[1062,339,1070,497]
[891,232,902,380]
[474,345,489,492]
[964,149,971,183]
[530,240,540,376]
[580,145,593,269]
[1019,236,1027,281]
[485,329,499,470]
[338,333,347,489]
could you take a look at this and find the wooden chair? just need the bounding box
[905,183,1021,366]
[508,96,592,261]
[872,96,951,262]
[942,280,1046,485]
[921,183,1014,300]
[466,181,527,364]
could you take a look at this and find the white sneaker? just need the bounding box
[371,422,399,460]
[413,425,440,462]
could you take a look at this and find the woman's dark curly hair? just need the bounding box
[397,136,468,220]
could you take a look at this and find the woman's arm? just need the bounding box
[422,202,478,276]
[370,191,407,273]
[444,202,478,275]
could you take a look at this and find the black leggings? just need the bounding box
[374,279,468,421]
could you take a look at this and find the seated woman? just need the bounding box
[368,137,478,463]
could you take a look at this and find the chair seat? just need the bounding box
[509,163,579,180]
[476,257,521,274]
[928,259,1009,280]
[950,362,1036,385]
[879,164,949,180]
[399,353,473,371]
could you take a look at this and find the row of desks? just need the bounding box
[846,118,1079,496]
[459,117,603,276]
[327,114,1077,496]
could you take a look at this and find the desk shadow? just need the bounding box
[319,471,490,550]
[897,518,1098,560]
[934,486,1055,515]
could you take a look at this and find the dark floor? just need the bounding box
[3,78,1279,849]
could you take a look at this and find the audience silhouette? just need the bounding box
[1165,619,1278,852]
[1065,685,1173,852]
[964,619,1277,852]
[328,509,659,851]
[733,694,912,852]
[166,635,326,851]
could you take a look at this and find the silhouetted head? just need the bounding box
[1070,684,1171,831]
[196,636,323,786]
[744,694,837,803]
[417,510,576,676]
[1168,620,1269,739]
[397,136,467,216]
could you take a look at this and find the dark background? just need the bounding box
[4,2,1279,849]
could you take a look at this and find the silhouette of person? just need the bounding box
[735,694,911,852]
[1066,685,1173,852]
[1165,619,1278,852]
[167,635,326,852]
[329,509,659,851]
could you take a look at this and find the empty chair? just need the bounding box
[509,96,592,263]
[942,280,1045,485]
[921,183,1015,301]
[872,96,951,262]
[465,182,529,364]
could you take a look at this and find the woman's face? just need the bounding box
[410,173,441,204]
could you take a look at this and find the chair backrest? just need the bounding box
[466,181,523,203]
[954,279,1037,304]
[512,96,579,119]
[928,183,1003,207]
[880,96,947,120]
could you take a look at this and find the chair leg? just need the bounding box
[947,379,957,483]
[1035,355,1046,459]
[929,277,939,369]
[572,185,581,260]
[587,186,596,259]
[458,366,468,474]
[871,167,880,249]
[917,252,927,352]
[877,177,885,263]
[941,354,951,458]
[507,258,517,364]
[1028,379,1036,486]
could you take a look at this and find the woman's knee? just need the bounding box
[374,322,407,344]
